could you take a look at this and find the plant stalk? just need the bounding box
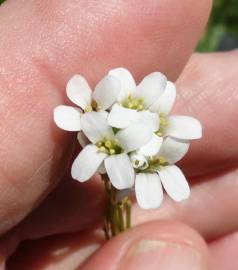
[102,175,132,239]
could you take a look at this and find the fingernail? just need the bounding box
[119,239,207,270]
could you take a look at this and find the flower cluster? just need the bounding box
[54,68,202,209]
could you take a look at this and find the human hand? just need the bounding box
[1,1,237,269]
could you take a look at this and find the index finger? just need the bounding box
[0,0,211,235]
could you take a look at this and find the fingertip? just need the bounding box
[81,221,209,270]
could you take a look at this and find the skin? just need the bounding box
[1,0,238,269]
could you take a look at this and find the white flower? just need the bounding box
[149,81,202,140]
[53,68,203,212]
[71,111,153,189]
[131,137,191,209]
[138,80,202,157]
[53,74,120,131]
[107,68,165,131]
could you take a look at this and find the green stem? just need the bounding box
[102,175,132,239]
[125,199,132,229]
[118,203,125,231]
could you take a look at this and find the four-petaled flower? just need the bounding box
[130,136,191,209]
[54,74,120,131]
[108,68,164,132]
[71,111,152,189]
[149,80,202,141]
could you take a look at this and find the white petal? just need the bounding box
[165,116,202,140]
[149,81,176,115]
[108,104,139,128]
[81,111,114,143]
[66,75,92,109]
[134,72,167,108]
[138,111,159,132]
[108,67,136,101]
[105,153,135,189]
[77,131,90,147]
[71,144,107,182]
[135,173,163,209]
[159,137,190,164]
[158,165,190,201]
[116,123,152,152]
[138,134,163,156]
[54,105,81,131]
[92,75,120,110]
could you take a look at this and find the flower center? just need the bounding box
[85,100,101,112]
[121,95,145,111]
[155,113,168,137]
[147,156,168,170]
[96,138,123,155]
[132,155,169,172]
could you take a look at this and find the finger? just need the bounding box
[16,175,106,240]
[10,229,238,270]
[4,167,238,256]
[80,221,209,270]
[6,230,104,270]
[0,173,105,263]
[1,0,212,82]
[174,51,238,177]
[6,222,209,269]
[0,0,211,235]
[209,231,238,270]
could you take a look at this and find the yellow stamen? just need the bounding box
[85,105,93,112]
[99,146,107,153]
[105,140,112,148]
[109,149,116,155]
[96,138,123,155]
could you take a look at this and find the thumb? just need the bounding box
[80,221,209,270]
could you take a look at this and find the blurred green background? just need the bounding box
[197,0,238,52]
[1,0,238,52]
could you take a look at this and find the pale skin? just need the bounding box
[0,0,238,269]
